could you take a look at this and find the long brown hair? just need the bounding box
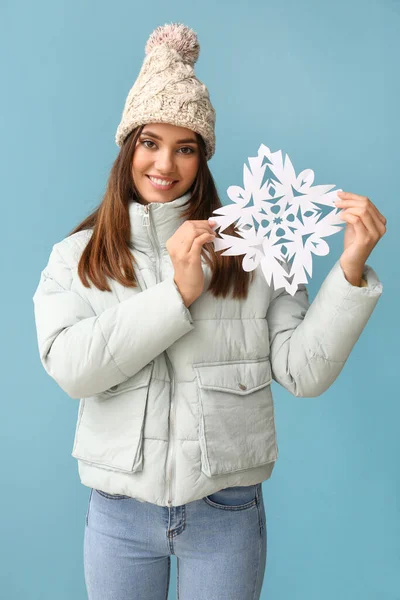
[68,125,254,299]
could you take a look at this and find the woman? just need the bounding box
[32,23,385,600]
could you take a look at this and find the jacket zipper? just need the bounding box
[143,203,175,507]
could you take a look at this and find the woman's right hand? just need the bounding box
[166,219,216,307]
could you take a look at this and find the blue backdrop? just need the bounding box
[2,0,399,598]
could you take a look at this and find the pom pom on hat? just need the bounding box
[145,22,200,66]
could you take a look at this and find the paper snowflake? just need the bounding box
[211,144,345,296]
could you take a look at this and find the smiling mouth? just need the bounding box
[146,175,178,188]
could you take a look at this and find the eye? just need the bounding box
[142,140,156,149]
[141,140,195,155]
[179,147,195,155]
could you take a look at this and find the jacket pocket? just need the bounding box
[71,362,154,473]
[193,357,278,477]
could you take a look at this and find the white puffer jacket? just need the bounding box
[32,191,383,506]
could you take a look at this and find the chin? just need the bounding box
[142,186,186,204]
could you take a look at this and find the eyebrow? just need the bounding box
[140,130,198,144]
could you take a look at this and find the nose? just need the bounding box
[154,149,176,176]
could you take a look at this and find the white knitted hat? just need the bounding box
[115,23,216,160]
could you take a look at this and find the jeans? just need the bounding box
[84,482,267,599]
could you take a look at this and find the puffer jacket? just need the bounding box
[32,191,383,507]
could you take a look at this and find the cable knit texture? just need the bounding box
[115,23,216,160]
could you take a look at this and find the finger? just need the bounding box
[347,214,371,245]
[337,191,366,202]
[337,194,386,226]
[192,219,218,230]
[188,220,217,236]
[340,207,381,238]
[338,199,386,227]
[340,213,371,247]
[175,224,216,254]
[190,232,216,258]
[342,206,384,236]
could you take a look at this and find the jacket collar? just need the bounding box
[128,191,192,253]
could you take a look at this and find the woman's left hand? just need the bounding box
[334,191,387,285]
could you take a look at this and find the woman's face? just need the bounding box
[131,122,200,204]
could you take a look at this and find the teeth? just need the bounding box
[149,176,175,186]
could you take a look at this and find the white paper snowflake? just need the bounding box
[211,144,345,296]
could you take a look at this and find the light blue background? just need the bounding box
[2,0,399,598]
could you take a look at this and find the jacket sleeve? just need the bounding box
[266,259,383,397]
[32,243,194,399]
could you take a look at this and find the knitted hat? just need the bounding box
[115,23,216,160]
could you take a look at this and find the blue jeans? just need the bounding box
[84,482,267,599]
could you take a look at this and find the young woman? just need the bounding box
[32,23,385,600]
